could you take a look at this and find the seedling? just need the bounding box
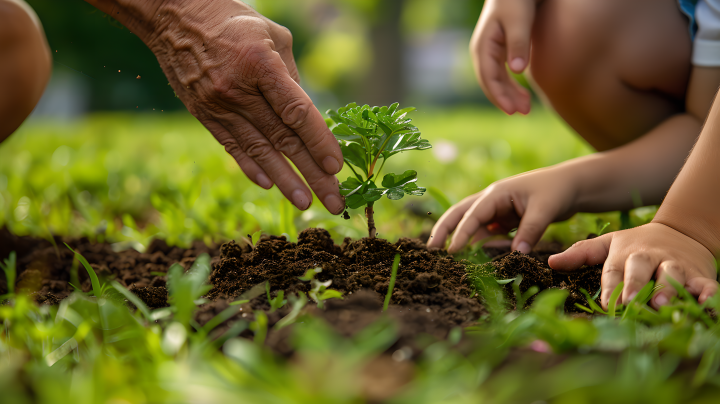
[265,281,286,312]
[326,102,432,238]
[298,268,343,308]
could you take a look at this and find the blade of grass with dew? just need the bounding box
[383,254,401,311]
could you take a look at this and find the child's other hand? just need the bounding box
[470,0,535,115]
[549,223,718,310]
[427,167,577,254]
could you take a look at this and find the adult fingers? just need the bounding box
[206,121,273,189]
[256,50,343,176]
[272,130,345,214]
[502,3,534,74]
[548,233,612,271]
[266,22,300,83]
[622,252,659,304]
[218,114,313,210]
[427,194,480,249]
[600,252,626,311]
[510,200,555,254]
[652,261,686,309]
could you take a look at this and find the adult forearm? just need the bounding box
[563,113,701,212]
[83,0,169,43]
[653,98,720,256]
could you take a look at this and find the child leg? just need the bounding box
[0,0,52,142]
[530,0,692,151]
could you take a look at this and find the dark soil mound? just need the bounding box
[0,228,483,353]
[483,243,602,311]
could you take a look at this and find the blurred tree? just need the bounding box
[28,0,185,112]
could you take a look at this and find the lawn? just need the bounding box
[3,106,713,404]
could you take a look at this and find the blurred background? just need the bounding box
[0,0,652,250]
[28,0,488,116]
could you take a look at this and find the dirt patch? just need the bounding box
[1,228,483,353]
[483,243,602,312]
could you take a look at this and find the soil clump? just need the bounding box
[483,243,603,311]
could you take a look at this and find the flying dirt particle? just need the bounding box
[342,211,350,220]
[136,75,141,79]
[118,70,121,73]
[427,211,432,215]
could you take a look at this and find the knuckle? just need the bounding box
[243,140,275,161]
[280,98,311,128]
[272,132,303,154]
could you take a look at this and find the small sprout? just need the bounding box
[383,254,401,311]
[265,282,286,313]
[326,102,432,238]
[298,267,342,308]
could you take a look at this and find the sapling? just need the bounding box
[326,102,432,238]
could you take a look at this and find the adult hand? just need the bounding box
[549,223,719,310]
[428,166,577,254]
[89,0,345,213]
[470,0,535,115]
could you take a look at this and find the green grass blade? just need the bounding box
[65,243,102,298]
[111,281,152,321]
[1,251,16,295]
[574,303,594,314]
[580,288,606,314]
[608,282,624,318]
[383,254,401,311]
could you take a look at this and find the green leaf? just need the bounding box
[340,177,364,196]
[340,142,369,175]
[345,194,367,209]
[381,170,417,188]
[251,230,261,247]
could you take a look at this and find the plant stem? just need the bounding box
[365,203,376,238]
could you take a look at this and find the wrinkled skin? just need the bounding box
[87,0,345,213]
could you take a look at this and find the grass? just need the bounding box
[0,107,655,249]
[1,106,703,402]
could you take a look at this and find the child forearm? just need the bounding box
[653,94,720,256]
[556,113,701,213]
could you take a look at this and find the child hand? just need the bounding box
[428,167,577,254]
[549,223,718,310]
[470,0,535,115]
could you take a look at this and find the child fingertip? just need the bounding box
[510,57,525,72]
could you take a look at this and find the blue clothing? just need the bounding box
[678,0,699,39]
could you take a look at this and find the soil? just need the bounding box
[0,227,602,354]
[484,242,603,312]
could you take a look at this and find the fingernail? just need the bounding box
[627,292,638,302]
[654,294,669,307]
[256,173,272,189]
[323,156,341,174]
[510,57,525,72]
[291,189,310,210]
[324,193,344,214]
[515,241,531,254]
